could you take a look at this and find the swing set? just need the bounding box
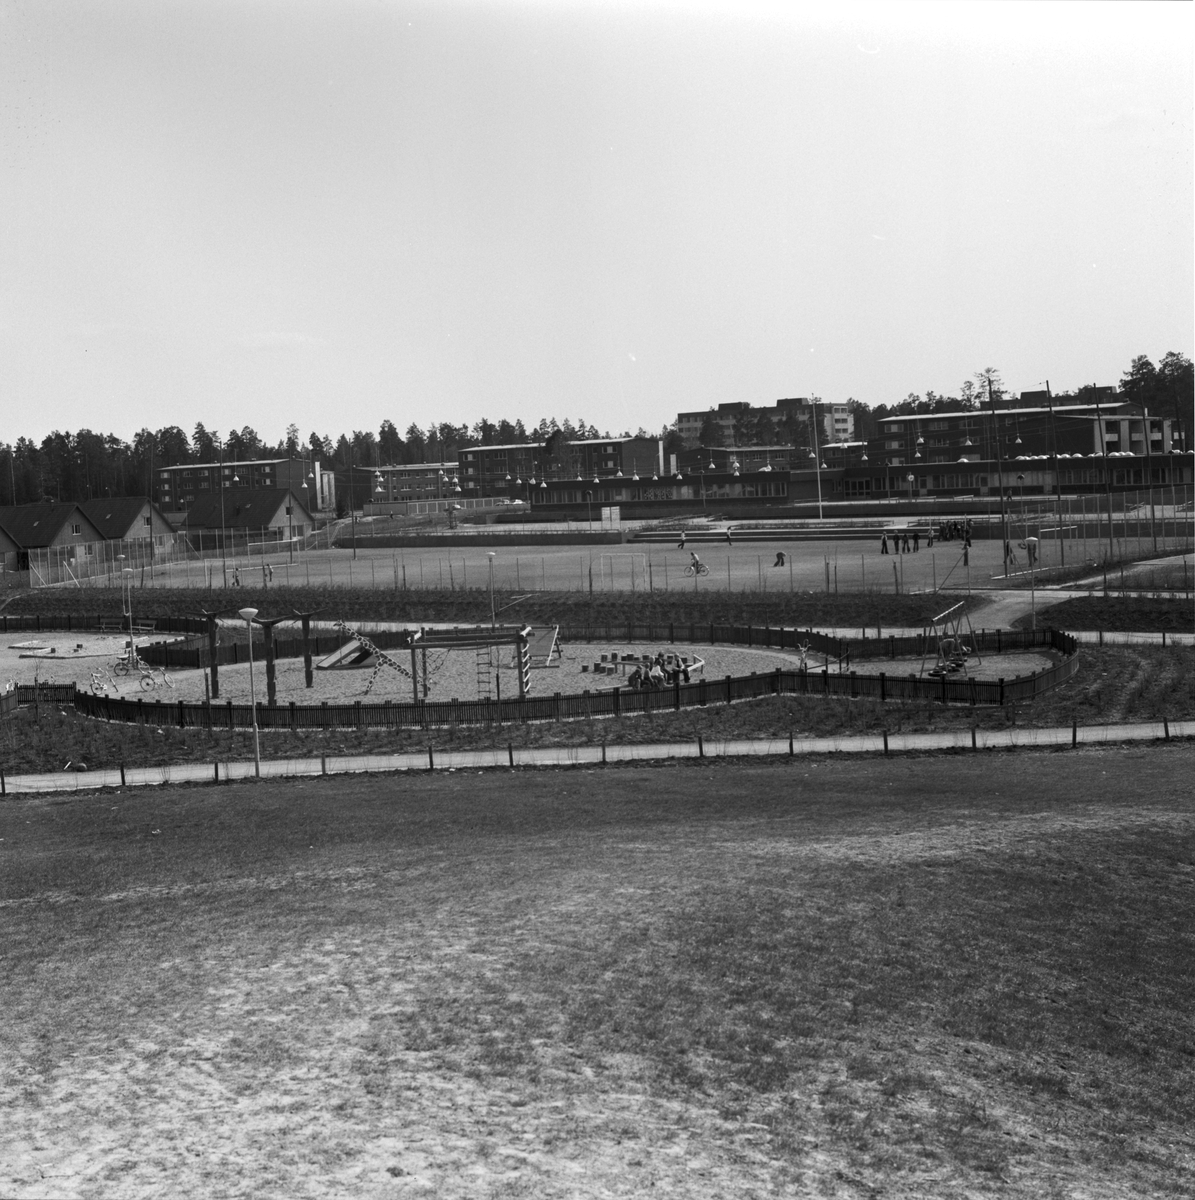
[921,601,982,678]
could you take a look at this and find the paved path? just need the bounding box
[3,719,1191,796]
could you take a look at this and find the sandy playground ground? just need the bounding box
[4,629,1055,707]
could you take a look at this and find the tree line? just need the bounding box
[0,414,657,507]
[2,353,1188,506]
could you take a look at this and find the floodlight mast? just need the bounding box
[238,607,261,777]
[810,398,824,520]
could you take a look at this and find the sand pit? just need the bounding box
[9,626,1060,708]
[0,631,180,692]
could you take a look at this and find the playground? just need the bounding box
[3,620,1059,711]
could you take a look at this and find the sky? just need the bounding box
[1,0,1191,447]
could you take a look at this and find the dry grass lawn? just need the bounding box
[2,748,1193,1198]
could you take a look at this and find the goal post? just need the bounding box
[598,553,649,592]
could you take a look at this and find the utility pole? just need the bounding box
[810,397,824,520]
[985,377,1011,574]
[1044,381,1065,566]
[1092,387,1116,561]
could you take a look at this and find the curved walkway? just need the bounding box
[2,718,1191,796]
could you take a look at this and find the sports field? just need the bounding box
[124,536,1011,596]
[3,748,1193,1198]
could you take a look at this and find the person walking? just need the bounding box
[725,528,733,546]
[880,533,889,555]
[901,532,910,553]
[912,530,920,552]
[677,529,686,550]
[774,551,786,567]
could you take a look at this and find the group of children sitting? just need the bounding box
[625,651,693,690]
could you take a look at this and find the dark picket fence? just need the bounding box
[0,613,210,636]
[15,683,80,705]
[63,628,1078,729]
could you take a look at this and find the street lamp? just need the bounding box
[809,399,824,519]
[487,552,496,628]
[1126,398,1159,554]
[122,566,135,666]
[1017,472,1026,535]
[238,607,261,778]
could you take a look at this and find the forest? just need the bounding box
[2,353,1188,507]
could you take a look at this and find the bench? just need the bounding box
[98,620,156,635]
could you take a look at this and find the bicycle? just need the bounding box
[138,665,173,692]
[683,562,710,577]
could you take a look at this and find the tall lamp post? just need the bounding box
[985,377,1011,574]
[216,436,229,587]
[1017,474,1037,630]
[1127,399,1159,554]
[239,607,261,777]
[1043,381,1066,567]
[122,566,135,665]
[487,552,496,628]
[810,399,824,520]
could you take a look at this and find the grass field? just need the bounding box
[2,749,1193,1198]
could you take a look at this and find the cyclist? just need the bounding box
[689,551,703,575]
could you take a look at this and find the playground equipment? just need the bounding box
[922,601,982,678]
[318,621,536,702]
[323,621,415,696]
[525,626,561,668]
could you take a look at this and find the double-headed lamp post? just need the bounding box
[239,607,261,777]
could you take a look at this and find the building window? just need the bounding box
[71,524,81,535]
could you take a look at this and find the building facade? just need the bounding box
[676,399,853,448]
[457,437,661,500]
[156,458,333,514]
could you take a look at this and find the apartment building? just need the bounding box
[156,457,333,513]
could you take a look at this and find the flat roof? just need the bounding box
[879,404,1139,424]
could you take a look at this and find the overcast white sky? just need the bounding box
[2,0,1190,446]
